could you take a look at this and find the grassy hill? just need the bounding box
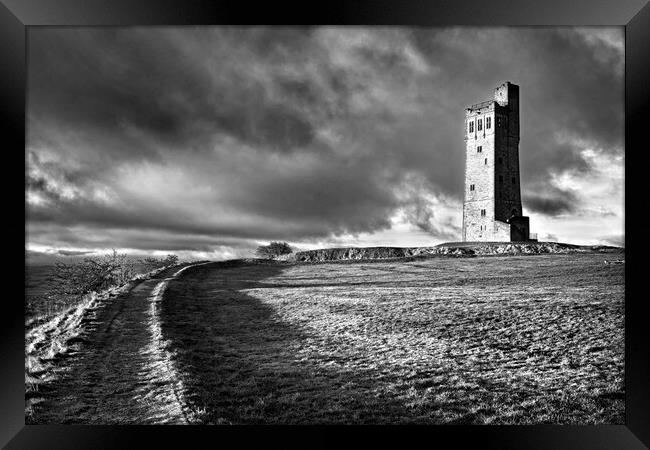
[160,249,624,424]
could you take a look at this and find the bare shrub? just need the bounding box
[255,242,293,260]
[48,249,136,298]
[139,254,179,270]
[34,250,180,319]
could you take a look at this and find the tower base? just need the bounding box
[508,215,530,241]
[463,216,531,242]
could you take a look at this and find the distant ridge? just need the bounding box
[283,242,622,263]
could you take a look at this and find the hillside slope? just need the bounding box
[287,242,621,262]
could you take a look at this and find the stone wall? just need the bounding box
[288,242,613,262]
[463,103,495,241]
[493,220,511,241]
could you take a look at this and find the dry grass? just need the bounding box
[26,254,179,322]
[25,263,195,424]
[160,252,624,424]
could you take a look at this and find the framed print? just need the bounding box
[2,0,649,447]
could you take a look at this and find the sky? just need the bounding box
[26,26,624,262]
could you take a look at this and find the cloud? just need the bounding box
[523,185,578,216]
[524,196,575,216]
[597,234,625,248]
[26,27,623,254]
[540,233,558,242]
[395,173,462,241]
[57,250,95,256]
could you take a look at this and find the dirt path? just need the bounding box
[28,263,207,424]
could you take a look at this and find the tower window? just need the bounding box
[486,117,491,129]
[512,177,516,185]
[469,121,474,133]
[477,119,483,131]
[497,116,502,128]
[484,158,487,165]
[477,146,482,153]
[480,209,486,217]
[470,184,475,191]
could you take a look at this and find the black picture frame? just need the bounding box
[3,0,648,447]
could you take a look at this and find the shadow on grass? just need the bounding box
[160,259,625,425]
[160,260,434,424]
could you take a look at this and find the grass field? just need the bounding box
[160,252,624,424]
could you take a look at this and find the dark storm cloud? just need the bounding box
[406,195,436,234]
[27,29,319,157]
[399,187,462,241]
[57,250,94,256]
[524,193,576,216]
[26,27,623,252]
[25,174,48,193]
[523,183,580,216]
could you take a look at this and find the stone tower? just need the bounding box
[462,82,531,242]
